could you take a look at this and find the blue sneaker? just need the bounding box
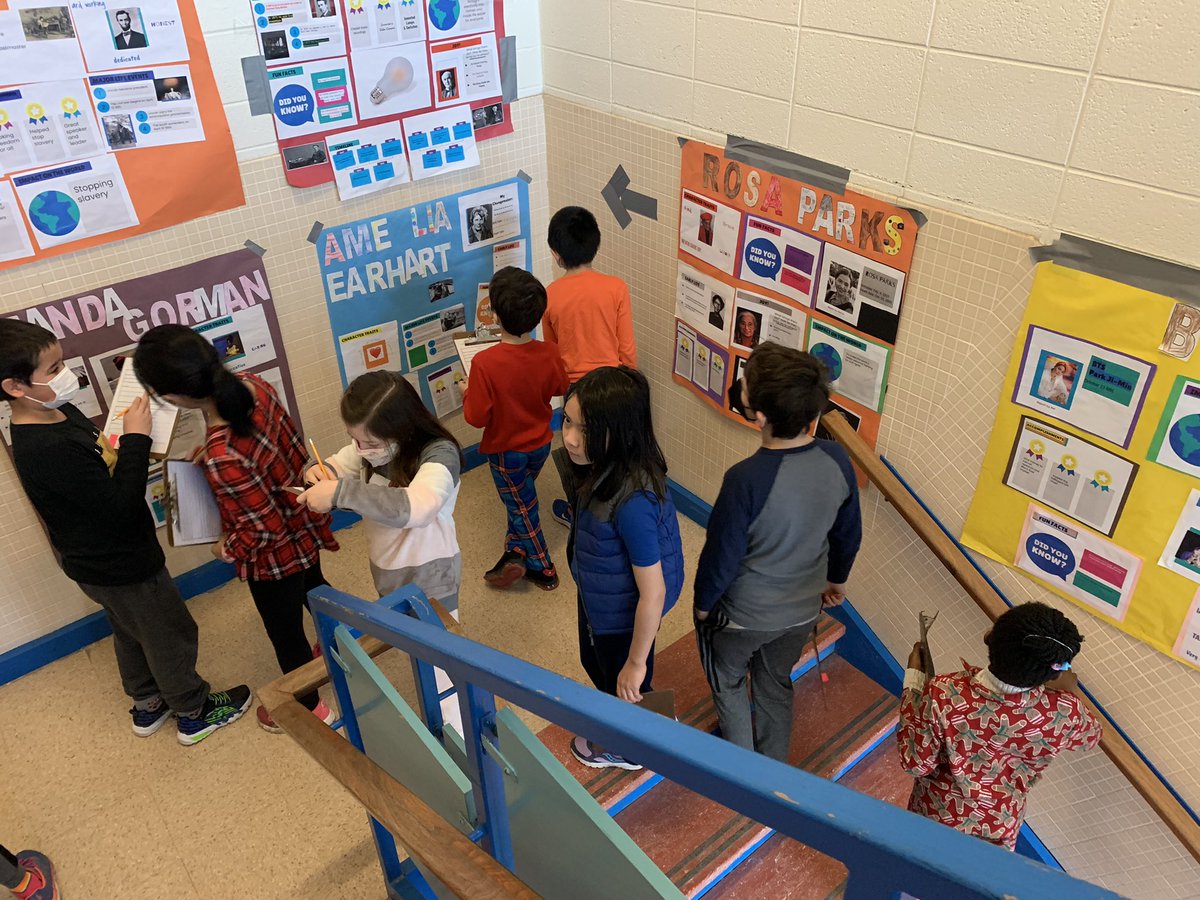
[11,849,56,900]
[177,685,252,746]
[130,701,172,737]
[570,735,642,771]
[552,499,573,528]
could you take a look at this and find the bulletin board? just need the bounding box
[672,140,920,448]
[315,175,530,415]
[962,262,1200,670]
[0,0,244,271]
[253,0,513,191]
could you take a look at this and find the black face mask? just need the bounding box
[728,380,755,422]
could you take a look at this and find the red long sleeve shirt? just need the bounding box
[461,340,569,454]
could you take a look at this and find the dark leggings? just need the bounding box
[248,560,327,711]
[1,843,20,889]
[577,596,655,697]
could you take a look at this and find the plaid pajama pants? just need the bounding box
[486,442,554,574]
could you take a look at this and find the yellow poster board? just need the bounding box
[962,262,1200,669]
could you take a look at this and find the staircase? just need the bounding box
[536,614,910,898]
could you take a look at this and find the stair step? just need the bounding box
[537,615,845,813]
[614,655,898,897]
[703,742,915,899]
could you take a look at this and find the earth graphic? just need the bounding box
[810,343,843,381]
[28,190,81,237]
[428,0,460,30]
[1167,413,1200,468]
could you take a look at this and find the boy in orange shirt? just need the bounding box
[544,206,638,526]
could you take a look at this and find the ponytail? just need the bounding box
[211,365,254,437]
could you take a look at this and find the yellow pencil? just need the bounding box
[309,438,331,479]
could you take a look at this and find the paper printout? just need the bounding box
[425,0,493,40]
[1158,491,1200,587]
[424,359,464,417]
[1172,588,1200,666]
[457,182,519,252]
[402,103,478,180]
[62,354,102,417]
[0,5,86,84]
[268,58,356,139]
[252,0,346,65]
[12,154,137,249]
[692,342,710,393]
[738,214,822,307]
[102,358,177,455]
[0,181,35,262]
[675,261,732,347]
[807,318,890,413]
[346,0,424,49]
[326,120,409,200]
[674,320,695,381]
[733,288,804,352]
[401,305,462,370]
[429,33,500,108]
[145,467,166,527]
[813,243,905,330]
[0,80,103,174]
[1147,376,1200,479]
[339,320,401,380]
[194,306,276,374]
[350,42,430,119]
[73,0,190,72]
[491,238,523,272]
[452,333,498,380]
[679,188,739,275]
[1003,416,1137,537]
[165,459,222,546]
[89,66,203,150]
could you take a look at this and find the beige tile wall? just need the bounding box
[542,93,1200,897]
[0,97,550,655]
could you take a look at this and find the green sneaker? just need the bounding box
[176,685,252,746]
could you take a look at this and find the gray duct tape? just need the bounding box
[306,221,324,244]
[724,134,849,196]
[601,179,631,229]
[499,35,517,104]
[243,239,267,257]
[678,136,688,149]
[1029,234,1200,306]
[516,169,532,183]
[241,56,272,117]
[901,205,928,229]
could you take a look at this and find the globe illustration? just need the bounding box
[28,190,81,237]
[810,342,843,381]
[1167,414,1200,468]
[429,0,460,30]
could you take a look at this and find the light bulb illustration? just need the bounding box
[370,56,414,104]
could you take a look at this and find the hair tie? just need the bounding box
[1050,661,1071,672]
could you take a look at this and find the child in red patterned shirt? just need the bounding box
[896,601,1102,850]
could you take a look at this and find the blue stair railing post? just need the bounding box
[456,683,515,868]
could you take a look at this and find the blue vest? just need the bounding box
[571,484,684,635]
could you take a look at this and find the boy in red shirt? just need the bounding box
[463,267,569,591]
[897,601,1102,850]
[543,206,638,526]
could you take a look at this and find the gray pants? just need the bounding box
[77,567,210,714]
[696,619,813,763]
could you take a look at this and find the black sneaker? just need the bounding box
[524,566,559,591]
[484,549,526,589]
[176,685,252,746]
[130,702,172,737]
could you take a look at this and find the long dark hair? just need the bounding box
[341,370,463,486]
[133,324,254,437]
[568,366,667,503]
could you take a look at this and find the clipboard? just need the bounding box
[452,329,501,380]
[918,609,939,680]
[162,459,222,547]
[635,689,676,719]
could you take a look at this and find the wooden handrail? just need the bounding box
[821,409,1200,865]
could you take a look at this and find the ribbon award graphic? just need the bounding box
[26,102,47,125]
[61,97,81,119]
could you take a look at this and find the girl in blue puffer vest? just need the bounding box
[560,366,684,771]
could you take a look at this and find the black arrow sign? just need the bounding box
[601,165,658,229]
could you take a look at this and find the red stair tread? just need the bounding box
[705,742,915,900]
[536,615,845,810]
[614,655,898,897]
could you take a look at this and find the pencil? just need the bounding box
[310,438,331,479]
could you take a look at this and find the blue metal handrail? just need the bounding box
[309,584,1122,900]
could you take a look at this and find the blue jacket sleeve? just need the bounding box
[693,465,756,613]
[824,446,862,584]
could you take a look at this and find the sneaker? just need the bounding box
[176,685,252,746]
[11,849,56,900]
[484,549,526,589]
[258,700,337,734]
[570,735,642,771]
[130,701,172,737]
[524,566,559,591]
[314,699,338,727]
[552,499,573,528]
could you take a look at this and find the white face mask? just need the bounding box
[30,367,81,409]
[358,441,398,468]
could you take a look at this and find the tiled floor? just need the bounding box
[0,462,707,898]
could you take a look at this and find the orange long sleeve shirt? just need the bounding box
[543,268,637,383]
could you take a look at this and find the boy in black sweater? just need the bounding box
[1,321,250,746]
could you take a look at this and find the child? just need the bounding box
[133,325,338,733]
[296,370,464,609]
[0,320,250,746]
[1,844,54,900]
[562,366,684,771]
[897,601,1102,850]
[544,206,638,527]
[694,343,861,763]
[462,266,569,591]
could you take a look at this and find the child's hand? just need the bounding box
[306,463,336,485]
[297,479,337,513]
[694,607,710,622]
[122,393,153,437]
[211,536,234,563]
[907,641,933,674]
[456,379,467,397]
[616,660,646,703]
[821,583,847,607]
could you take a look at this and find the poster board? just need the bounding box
[0,1,244,270]
[257,0,513,189]
[314,175,530,415]
[673,141,920,448]
[962,261,1200,669]
[0,250,302,455]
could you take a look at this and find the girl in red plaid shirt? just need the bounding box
[135,325,339,732]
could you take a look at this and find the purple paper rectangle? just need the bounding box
[784,245,815,274]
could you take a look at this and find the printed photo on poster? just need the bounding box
[679,189,740,275]
[402,304,462,369]
[1013,326,1154,449]
[738,214,822,307]
[1158,491,1200,586]
[733,289,803,351]
[426,0,493,41]
[675,261,732,347]
[252,0,346,64]
[728,356,747,413]
[1015,502,1141,622]
[338,321,402,381]
[0,6,85,84]
[12,155,138,250]
[807,318,890,413]
[268,58,357,140]
[1147,376,1200,479]
[0,80,104,175]
[429,33,501,108]
[350,42,431,118]
[472,101,503,130]
[1003,416,1137,537]
[282,141,328,170]
[402,104,478,181]
[73,0,189,72]
[457,182,519,252]
[346,0,425,49]
[814,243,906,343]
[674,320,695,381]
[326,120,410,200]
[89,67,204,151]
[424,359,464,418]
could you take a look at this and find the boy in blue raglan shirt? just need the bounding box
[694,342,862,762]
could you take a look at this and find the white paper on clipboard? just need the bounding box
[453,331,500,380]
[164,459,221,547]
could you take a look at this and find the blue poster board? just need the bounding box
[315,177,532,415]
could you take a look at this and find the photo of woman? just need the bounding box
[466,204,493,244]
[1034,356,1079,408]
[733,309,761,349]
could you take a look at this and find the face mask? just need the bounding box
[727,381,755,423]
[358,441,398,467]
[30,367,81,409]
